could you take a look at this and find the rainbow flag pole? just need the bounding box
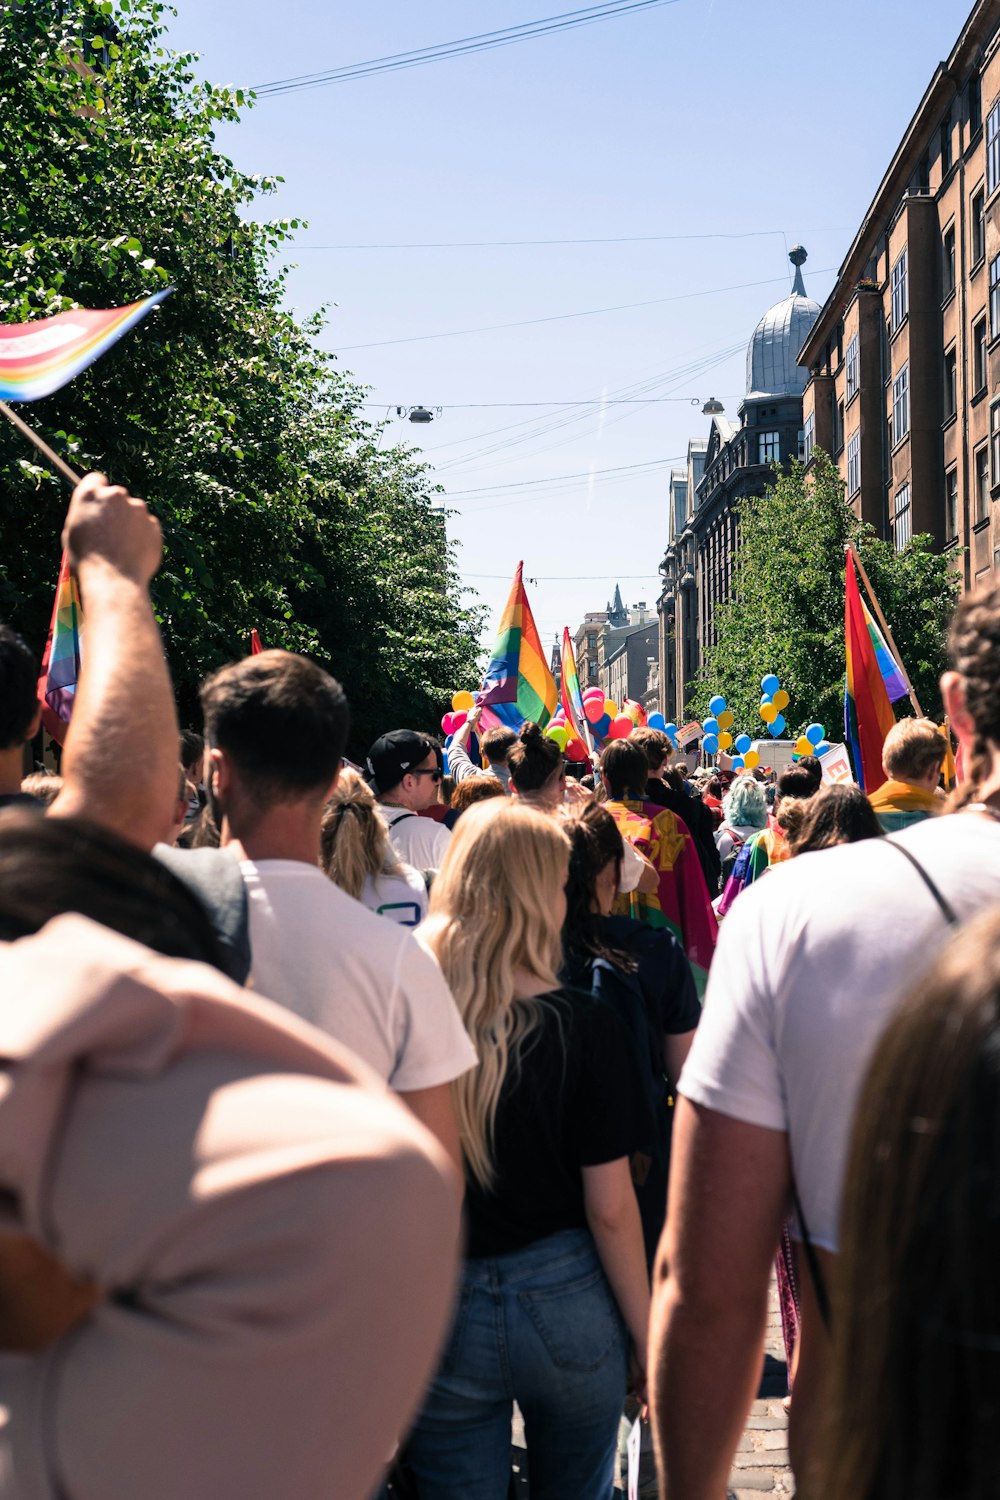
[0,400,81,486]
[476,562,557,731]
[845,542,922,716]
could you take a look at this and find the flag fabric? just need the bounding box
[940,721,956,789]
[844,551,895,793]
[37,552,83,744]
[861,598,909,704]
[0,291,172,402]
[250,629,263,655]
[477,562,557,730]
[560,627,592,751]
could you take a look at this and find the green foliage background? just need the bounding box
[0,0,483,753]
[690,452,959,740]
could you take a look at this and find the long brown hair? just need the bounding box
[820,907,1000,1500]
[945,578,1000,809]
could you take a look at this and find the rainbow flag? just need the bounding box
[844,551,895,792]
[37,552,83,744]
[862,598,908,703]
[0,291,171,402]
[477,562,557,730]
[560,627,592,751]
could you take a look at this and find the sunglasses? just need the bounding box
[412,768,443,783]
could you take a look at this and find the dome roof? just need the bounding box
[746,247,820,399]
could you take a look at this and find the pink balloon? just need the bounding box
[609,715,634,739]
[584,696,605,724]
[565,737,589,763]
[583,686,605,702]
[441,713,455,735]
[451,710,467,732]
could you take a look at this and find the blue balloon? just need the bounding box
[664,722,677,737]
[648,711,666,731]
[708,695,727,716]
[806,722,826,747]
[442,751,450,774]
[770,713,786,736]
[734,733,752,754]
[730,755,745,770]
[444,734,454,747]
[761,674,780,696]
[816,740,833,757]
[594,713,612,738]
[702,717,720,736]
[702,734,719,756]
[760,693,773,708]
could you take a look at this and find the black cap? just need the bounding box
[364,730,434,793]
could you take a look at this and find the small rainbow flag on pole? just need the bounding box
[844,550,895,792]
[0,291,172,402]
[560,627,593,751]
[477,562,557,731]
[37,552,83,745]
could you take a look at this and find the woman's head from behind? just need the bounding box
[600,739,650,801]
[823,907,1000,1500]
[507,721,564,810]
[722,774,768,831]
[773,763,821,842]
[320,766,398,899]
[787,783,882,857]
[563,803,625,963]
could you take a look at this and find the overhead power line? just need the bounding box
[445,455,678,497]
[297,229,789,250]
[368,397,717,410]
[251,0,679,97]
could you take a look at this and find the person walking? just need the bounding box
[321,767,428,927]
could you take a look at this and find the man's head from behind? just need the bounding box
[481,725,516,768]
[199,651,349,829]
[600,739,650,801]
[0,625,40,754]
[882,717,944,788]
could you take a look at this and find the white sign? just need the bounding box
[819,742,855,786]
[675,720,702,748]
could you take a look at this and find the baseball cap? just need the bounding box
[364,730,435,793]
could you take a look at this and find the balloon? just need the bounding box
[441,713,455,736]
[452,690,475,712]
[717,731,733,751]
[760,702,778,724]
[743,750,760,770]
[451,710,467,732]
[584,695,605,725]
[761,674,780,696]
[546,724,570,751]
[442,751,449,774]
[702,717,720,736]
[609,714,634,739]
[594,713,612,739]
[664,722,677,737]
[760,693,773,707]
[794,735,813,756]
[583,685,604,700]
[702,734,719,756]
[772,688,790,711]
[624,699,647,728]
[708,695,727,716]
[603,699,618,719]
[816,741,833,757]
[806,723,826,747]
[769,713,786,735]
[648,712,666,731]
[718,709,734,730]
[734,734,752,755]
[565,736,590,763]
[730,755,745,770]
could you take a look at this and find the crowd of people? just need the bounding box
[0,470,998,1500]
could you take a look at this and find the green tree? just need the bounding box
[691,451,959,741]
[0,0,482,752]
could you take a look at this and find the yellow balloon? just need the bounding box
[717,731,733,750]
[452,690,475,712]
[794,736,813,756]
[760,702,778,724]
[717,709,734,730]
[772,688,790,711]
[743,750,760,770]
[603,699,618,719]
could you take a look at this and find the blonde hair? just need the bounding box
[320,767,402,899]
[421,800,570,1189]
[882,717,945,783]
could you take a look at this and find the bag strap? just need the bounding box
[881,838,959,927]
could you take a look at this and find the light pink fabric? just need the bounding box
[0,914,462,1500]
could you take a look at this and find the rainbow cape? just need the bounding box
[560,627,592,750]
[37,552,83,744]
[477,562,557,730]
[0,291,171,402]
[844,551,895,793]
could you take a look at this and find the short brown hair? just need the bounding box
[481,725,516,765]
[451,777,507,815]
[600,740,649,800]
[882,717,945,783]
[631,727,672,771]
[200,650,349,805]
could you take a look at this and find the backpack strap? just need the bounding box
[881,839,959,927]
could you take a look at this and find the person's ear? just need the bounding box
[207,745,233,798]
[941,670,975,750]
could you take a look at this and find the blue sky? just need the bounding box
[168,0,967,659]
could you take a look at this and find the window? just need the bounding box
[891,250,908,330]
[892,364,910,442]
[846,335,859,400]
[917,154,930,193]
[992,401,1000,486]
[975,315,988,392]
[587,632,597,652]
[943,225,956,298]
[803,411,815,463]
[973,187,986,265]
[976,446,990,524]
[944,347,957,421]
[893,484,912,551]
[991,255,1000,338]
[946,467,959,538]
[830,399,845,456]
[941,112,953,174]
[847,431,861,496]
[988,96,1000,196]
[758,430,780,464]
[970,74,983,135]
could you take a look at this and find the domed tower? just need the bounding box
[745,246,821,403]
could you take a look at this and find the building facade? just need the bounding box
[800,0,1000,590]
[574,611,608,690]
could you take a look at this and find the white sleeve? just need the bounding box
[388,935,477,1092]
[617,836,645,894]
[432,821,453,870]
[677,879,788,1133]
[446,738,480,784]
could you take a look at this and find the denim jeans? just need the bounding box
[405,1228,626,1500]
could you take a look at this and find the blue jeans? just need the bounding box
[405,1229,626,1500]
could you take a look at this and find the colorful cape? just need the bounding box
[606,798,717,994]
[717,822,788,916]
[868,778,939,833]
[477,562,557,731]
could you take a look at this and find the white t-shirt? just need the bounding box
[240,859,475,1091]
[617,835,646,895]
[361,864,429,927]
[382,809,452,873]
[679,815,1000,1251]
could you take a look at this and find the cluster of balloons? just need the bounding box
[441,689,476,739]
[700,694,736,758]
[793,723,833,759]
[758,674,791,738]
[730,733,761,773]
[647,711,678,747]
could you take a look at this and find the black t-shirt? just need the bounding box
[464,986,654,1259]
[601,915,701,1039]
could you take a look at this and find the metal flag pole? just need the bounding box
[0,400,82,486]
[845,541,923,717]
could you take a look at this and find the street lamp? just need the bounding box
[701,397,725,416]
[394,405,441,424]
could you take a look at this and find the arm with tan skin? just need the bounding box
[583,1157,651,1387]
[650,1099,791,1500]
[664,1030,695,1089]
[397,1083,463,1178]
[49,474,178,851]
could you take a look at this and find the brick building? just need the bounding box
[800,0,1000,589]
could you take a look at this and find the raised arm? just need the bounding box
[447,706,480,783]
[49,473,178,850]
